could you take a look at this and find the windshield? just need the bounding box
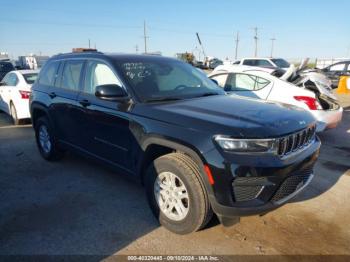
[23,73,38,84]
[115,58,225,102]
[271,59,290,68]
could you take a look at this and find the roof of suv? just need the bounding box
[51,51,170,62]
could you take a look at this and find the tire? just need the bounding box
[10,102,20,125]
[145,152,213,234]
[34,116,64,161]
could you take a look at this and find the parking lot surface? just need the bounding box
[0,95,350,256]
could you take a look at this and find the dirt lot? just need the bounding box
[0,94,349,257]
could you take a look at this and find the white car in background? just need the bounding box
[0,70,39,124]
[233,57,291,70]
[209,65,343,132]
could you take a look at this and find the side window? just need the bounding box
[230,74,256,91]
[329,63,345,72]
[38,61,60,86]
[255,76,270,90]
[347,64,350,73]
[5,73,18,86]
[210,74,228,88]
[61,60,84,91]
[225,73,270,91]
[1,74,10,85]
[242,60,256,66]
[84,61,122,94]
[256,60,273,67]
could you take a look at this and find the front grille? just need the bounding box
[233,177,266,202]
[277,125,316,157]
[271,167,313,203]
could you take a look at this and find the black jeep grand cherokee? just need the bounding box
[30,51,320,234]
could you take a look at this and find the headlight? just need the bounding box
[214,135,278,153]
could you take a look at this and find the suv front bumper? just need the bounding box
[203,137,321,219]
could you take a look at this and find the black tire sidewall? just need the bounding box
[10,103,19,125]
[145,155,207,234]
[35,117,57,160]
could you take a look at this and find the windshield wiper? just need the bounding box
[144,97,183,103]
[194,92,220,98]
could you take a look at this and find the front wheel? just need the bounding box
[145,153,213,234]
[34,117,64,161]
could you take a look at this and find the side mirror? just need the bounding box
[95,84,129,101]
[211,79,219,85]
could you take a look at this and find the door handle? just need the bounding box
[49,92,57,99]
[79,99,91,107]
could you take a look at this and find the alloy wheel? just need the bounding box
[154,171,190,221]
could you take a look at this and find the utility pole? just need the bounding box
[270,37,276,58]
[143,20,148,54]
[135,45,139,54]
[88,39,91,48]
[252,27,259,57]
[234,31,240,60]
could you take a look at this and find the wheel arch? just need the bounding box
[139,136,214,196]
[30,102,49,127]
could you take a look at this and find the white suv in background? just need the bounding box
[234,58,291,70]
[0,70,39,124]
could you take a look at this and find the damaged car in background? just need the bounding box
[209,63,343,132]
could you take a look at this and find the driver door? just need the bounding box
[76,60,134,172]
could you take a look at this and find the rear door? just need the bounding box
[76,60,133,172]
[225,73,273,99]
[48,59,85,145]
[0,73,11,111]
[0,72,19,113]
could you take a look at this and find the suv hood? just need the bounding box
[133,95,315,138]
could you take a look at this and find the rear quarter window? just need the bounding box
[38,60,60,86]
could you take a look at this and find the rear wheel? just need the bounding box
[10,102,20,125]
[145,153,213,234]
[34,117,64,161]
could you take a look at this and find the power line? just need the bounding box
[0,18,142,29]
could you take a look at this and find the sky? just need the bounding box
[1,0,350,61]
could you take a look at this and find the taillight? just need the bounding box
[294,96,322,110]
[19,90,31,99]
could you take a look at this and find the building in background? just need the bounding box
[16,54,50,69]
[0,52,9,61]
